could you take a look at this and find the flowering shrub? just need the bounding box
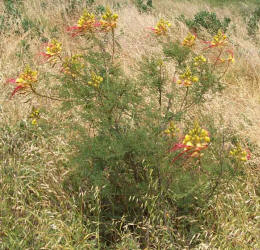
[7,9,253,248]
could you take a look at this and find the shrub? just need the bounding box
[180,11,231,35]
[7,9,251,248]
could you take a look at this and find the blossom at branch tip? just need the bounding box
[151,19,171,36]
[67,10,99,36]
[170,122,210,162]
[100,8,118,32]
[29,107,40,125]
[182,33,196,47]
[6,66,38,97]
[164,121,179,138]
[88,72,103,88]
[229,144,250,162]
[204,29,228,48]
[176,67,199,87]
[41,39,62,62]
[193,55,207,67]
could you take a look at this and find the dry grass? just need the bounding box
[0,0,259,248]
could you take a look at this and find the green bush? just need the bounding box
[180,11,231,35]
[58,33,240,247]
[9,10,250,248]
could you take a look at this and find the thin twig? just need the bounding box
[30,85,74,102]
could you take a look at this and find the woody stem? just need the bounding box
[30,85,74,102]
[179,87,189,112]
[112,28,115,63]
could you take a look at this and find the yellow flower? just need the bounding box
[67,10,98,36]
[207,29,228,48]
[193,55,207,66]
[192,76,199,82]
[152,19,171,36]
[16,66,38,88]
[31,119,37,125]
[42,39,62,63]
[100,7,118,32]
[177,67,199,87]
[7,66,38,96]
[229,144,249,162]
[88,72,103,88]
[171,123,210,161]
[164,121,179,137]
[29,107,40,125]
[182,33,196,47]
[77,10,96,30]
[46,40,62,57]
[182,122,210,156]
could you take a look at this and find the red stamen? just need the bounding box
[11,85,23,97]
[6,78,17,84]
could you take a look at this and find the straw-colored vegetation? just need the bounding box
[0,0,259,249]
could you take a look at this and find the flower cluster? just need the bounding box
[88,72,103,88]
[181,123,210,157]
[170,123,210,161]
[177,67,199,87]
[193,55,207,66]
[7,66,38,96]
[152,19,171,36]
[182,33,196,47]
[100,8,118,32]
[62,55,84,77]
[205,29,227,48]
[41,39,62,62]
[67,10,98,36]
[29,107,40,125]
[164,121,179,138]
[182,123,210,149]
[229,144,250,162]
